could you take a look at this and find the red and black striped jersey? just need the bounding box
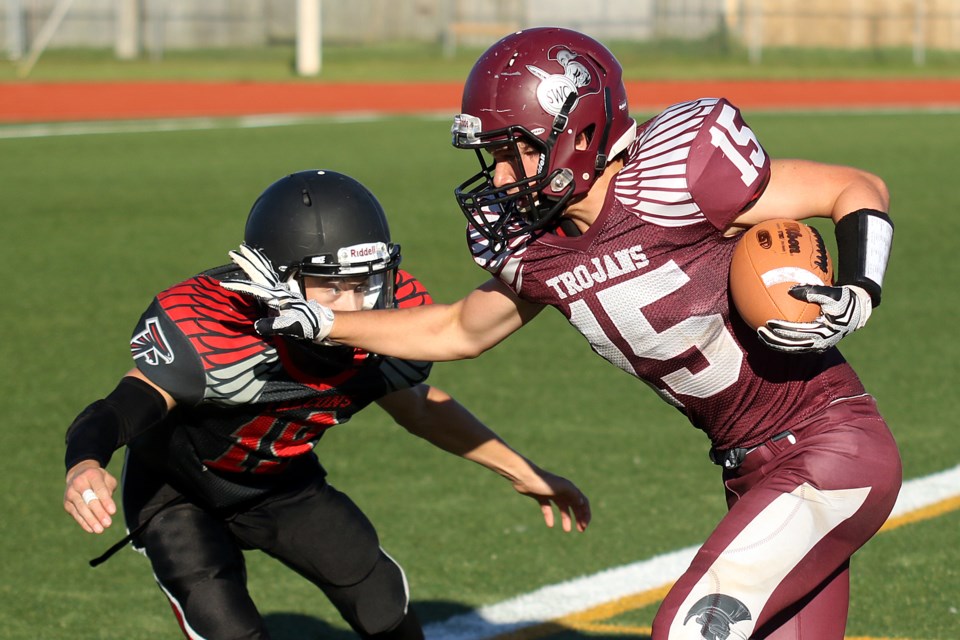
[128,266,432,502]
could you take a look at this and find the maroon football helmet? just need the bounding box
[451,27,636,249]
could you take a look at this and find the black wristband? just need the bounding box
[834,208,893,307]
[64,376,169,472]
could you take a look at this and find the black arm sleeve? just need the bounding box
[64,376,169,472]
[834,208,894,307]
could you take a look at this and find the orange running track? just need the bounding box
[1,79,959,123]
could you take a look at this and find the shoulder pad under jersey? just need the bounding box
[130,297,206,405]
[394,269,432,308]
[621,98,770,230]
[131,275,278,406]
[687,98,770,228]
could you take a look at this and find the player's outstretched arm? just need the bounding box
[330,278,543,362]
[63,369,174,533]
[378,385,590,533]
[222,243,543,360]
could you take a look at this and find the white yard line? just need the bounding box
[424,464,960,640]
[1,107,957,140]
[0,112,448,139]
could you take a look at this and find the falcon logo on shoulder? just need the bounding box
[682,593,752,640]
[131,317,175,366]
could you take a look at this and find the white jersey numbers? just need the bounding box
[709,104,767,187]
[568,261,742,406]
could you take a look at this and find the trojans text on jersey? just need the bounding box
[544,243,650,300]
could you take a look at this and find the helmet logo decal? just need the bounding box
[131,317,175,366]
[525,46,601,116]
[337,242,389,265]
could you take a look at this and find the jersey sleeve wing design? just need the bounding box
[467,214,530,291]
[152,275,281,405]
[394,269,433,308]
[616,98,770,230]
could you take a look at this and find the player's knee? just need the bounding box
[363,608,423,640]
[141,505,266,637]
[338,550,417,637]
[178,578,268,639]
[142,507,245,591]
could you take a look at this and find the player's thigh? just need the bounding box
[230,478,414,635]
[140,500,268,639]
[230,477,383,587]
[652,480,818,639]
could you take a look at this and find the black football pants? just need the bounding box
[123,467,421,640]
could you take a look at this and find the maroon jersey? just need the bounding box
[470,99,865,449]
[128,265,432,507]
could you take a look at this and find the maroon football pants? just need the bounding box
[652,395,901,639]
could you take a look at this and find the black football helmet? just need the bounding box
[451,27,637,250]
[244,170,401,310]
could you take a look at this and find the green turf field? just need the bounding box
[1,110,957,639]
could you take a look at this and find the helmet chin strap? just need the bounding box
[545,92,577,149]
[545,86,613,184]
[593,87,613,172]
[537,92,580,197]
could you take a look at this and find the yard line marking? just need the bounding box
[425,464,960,640]
[882,464,960,530]
[0,112,449,139]
[0,108,957,140]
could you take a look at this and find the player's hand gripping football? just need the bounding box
[758,284,873,353]
[220,243,334,342]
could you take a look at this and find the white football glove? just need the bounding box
[757,284,873,353]
[220,244,334,342]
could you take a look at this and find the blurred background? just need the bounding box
[3,0,960,80]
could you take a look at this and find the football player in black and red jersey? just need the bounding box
[62,169,590,640]
[232,31,902,640]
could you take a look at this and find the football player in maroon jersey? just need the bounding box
[228,30,903,640]
[62,170,590,640]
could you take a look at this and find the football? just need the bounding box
[729,219,833,331]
